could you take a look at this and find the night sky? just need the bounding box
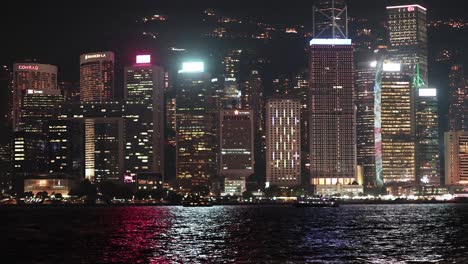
[2,0,468,81]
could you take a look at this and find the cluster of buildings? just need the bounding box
[1,1,468,198]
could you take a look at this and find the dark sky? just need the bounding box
[1,0,467,81]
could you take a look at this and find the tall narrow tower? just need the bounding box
[309,0,357,189]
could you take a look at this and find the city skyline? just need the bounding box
[2,1,468,197]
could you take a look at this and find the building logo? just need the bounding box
[84,53,107,60]
[407,6,415,12]
[18,65,39,70]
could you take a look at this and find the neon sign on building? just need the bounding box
[18,65,39,70]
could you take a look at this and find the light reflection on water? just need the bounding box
[2,204,468,263]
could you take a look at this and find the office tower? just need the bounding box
[448,65,467,131]
[211,76,241,109]
[242,70,266,183]
[292,70,309,159]
[165,92,176,143]
[445,131,468,186]
[80,52,115,102]
[124,55,165,181]
[356,61,376,187]
[223,49,242,79]
[266,97,301,187]
[59,81,80,102]
[0,143,12,193]
[219,110,254,195]
[1,65,12,126]
[12,63,58,130]
[176,62,217,189]
[416,88,439,185]
[272,77,292,96]
[387,4,428,83]
[61,102,125,184]
[12,131,48,190]
[309,38,356,186]
[46,120,84,177]
[242,70,264,132]
[18,92,63,133]
[380,64,415,183]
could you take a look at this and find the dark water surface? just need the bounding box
[2,204,468,263]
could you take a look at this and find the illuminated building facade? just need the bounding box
[241,70,265,181]
[13,131,48,191]
[19,93,63,133]
[211,76,241,109]
[387,4,428,83]
[1,65,12,126]
[266,97,301,187]
[381,67,415,183]
[46,120,84,177]
[219,110,253,195]
[292,70,309,154]
[176,62,217,188]
[0,143,12,193]
[219,110,254,178]
[12,63,58,130]
[223,49,242,79]
[124,55,165,181]
[416,88,439,185]
[309,38,357,186]
[445,131,468,186]
[448,65,467,131]
[79,52,115,102]
[356,62,378,187]
[61,102,125,184]
[59,81,80,102]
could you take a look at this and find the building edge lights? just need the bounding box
[309,38,352,46]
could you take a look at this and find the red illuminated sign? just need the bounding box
[408,6,415,12]
[18,65,39,70]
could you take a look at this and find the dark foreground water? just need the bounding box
[2,204,468,263]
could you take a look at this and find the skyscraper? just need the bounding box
[18,92,63,133]
[445,131,468,186]
[242,70,265,184]
[219,109,253,195]
[1,65,12,126]
[448,65,467,131]
[46,119,84,177]
[61,102,125,184]
[223,49,242,79]
[380,65,415,183]
[124,54,165,181]
[309,38,356,186]
[416,88,439,185]
[266,97,301,187]
[356,61,376,187]
[387,4,428,83]
[12,63,58,131]
[80,52,115,102]
[176,62,217,189]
